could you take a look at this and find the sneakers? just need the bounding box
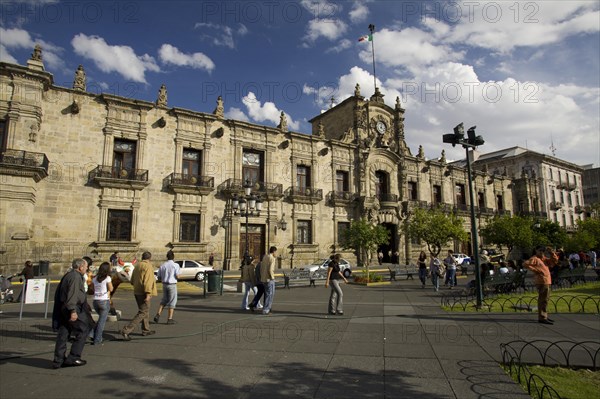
[120,331,132,341]
[538,319,554,325]
[142,330,156,336]
[153,314,160,323]
[166,319,176,325]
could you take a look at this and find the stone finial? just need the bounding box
[314,121,325,138]
[27,44,45,71]
[31,44,42,61]
[440,149,446,163]
[213,95,224,118]
[73,65,86,91]
[354,83,361,97]
[156,84,168,107]
[482,163,488,173]
[395,96,402,110]
[277,111,288,131]
[417,145,425,159]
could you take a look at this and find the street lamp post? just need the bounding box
[443,123,485,308]
[232,180,263,266]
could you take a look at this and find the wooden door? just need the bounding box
[240,224,265,263]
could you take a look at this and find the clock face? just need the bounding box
[376,121,386,134]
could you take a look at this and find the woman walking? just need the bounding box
[90,262,113,345]
[429,255,444,292]
[325,254,348,315]
[417,251,428,288]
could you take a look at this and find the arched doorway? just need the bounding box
[377,223,397,263]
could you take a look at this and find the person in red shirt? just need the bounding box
[524,245,559,325]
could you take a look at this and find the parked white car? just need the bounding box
[451,253,471,265]
[298,258,352,278]
[155,260,213,281]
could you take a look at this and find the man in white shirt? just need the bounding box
[153,251,180,325]
[260,246,277,315]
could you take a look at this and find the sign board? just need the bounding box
[24,278,47,304]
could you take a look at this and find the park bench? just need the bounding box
[480,271,527,294]
[283,267,328,288]
[555,266,587,285]
[388,264,419,281]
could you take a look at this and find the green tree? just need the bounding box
[480,215,534,254]
[340,218,389,281]
[533,219,567,249]
[578,218,600,246]
[406,208,468,257]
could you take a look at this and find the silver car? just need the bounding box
[155,260,213,281]
[299,258,352,278]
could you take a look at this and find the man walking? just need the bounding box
[121,251,157,340]
[260,246,277,315]
[52,258,93,368]
[153,250,180,325]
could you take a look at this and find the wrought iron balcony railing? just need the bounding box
[287,187,323,204]
[88,165,149,189]
[0,149,50,182]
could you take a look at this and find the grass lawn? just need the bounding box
[505,365,600,399]
[444,282,600,313]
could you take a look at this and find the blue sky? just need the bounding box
[1,0,599,167]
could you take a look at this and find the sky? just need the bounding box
[1,0,599,167]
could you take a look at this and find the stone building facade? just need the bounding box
[0,48,514,273]
[467,147,585,231]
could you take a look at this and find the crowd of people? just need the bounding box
[22,242,596,369]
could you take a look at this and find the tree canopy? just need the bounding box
[406,207,468,257]
[340,218,389,268]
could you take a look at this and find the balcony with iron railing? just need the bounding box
[0,149,50,182]
[328,190,356,205]
[218,178,283,200]
[88,165,150,189]
[550,201,563,210]
[408,199,429,209]
[574,205,585,214]
[377,193,399,208]
[454,203,469,213]
[165,173,214,195]
[287,187,323,204]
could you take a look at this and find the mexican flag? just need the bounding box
[358,34,372,42]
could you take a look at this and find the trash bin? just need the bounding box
[206,270,222,293]
[39,260,50,276]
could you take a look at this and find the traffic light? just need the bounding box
[442,123,465,147]
[467,126,485,147]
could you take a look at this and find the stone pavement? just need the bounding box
[0,278,598,399]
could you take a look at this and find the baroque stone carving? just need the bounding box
[156,84,168,107]
[213,95,224,118]
[31,44,42,61]
[354,83,361,97]
[277,111,288,132]
[73,65,86,91]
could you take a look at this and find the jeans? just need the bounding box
[263,280,276,314]
[92,299,110,344]
[446,269,456,287]
[250,283,265,308]
[328,279,343,314]
[242,283,262,309]
[431,273,439,291]
[418,268,427,285]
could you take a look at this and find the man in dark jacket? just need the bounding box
[52,258,93,368]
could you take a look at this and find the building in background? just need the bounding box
[0,46,531,274]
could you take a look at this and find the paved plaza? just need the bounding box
[1,276,598,398]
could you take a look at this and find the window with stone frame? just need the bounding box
[408,181,418,200]
[107,209,132,241]
[297,220,312,244]
[242,150,263,186]
[180,213,200,242]
[296,165,311,192]
[432,185,442,205]
[336,170,349,192]
[478,192,485,209]
[337,221,350,244]
[455,183,466,205]
[375,171,389,199]
[496,194,504,211]
[113,139,136,177]
[182,148,202,177]
[0,119,7,152]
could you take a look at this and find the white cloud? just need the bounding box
[225,107,250,122]
[349,1,369,23]
[326,38,352,54]
[158,44,214,72]
[194,22,247,49]
[304,19,348,43]
[302,83,339,107]
[0,27,64,70]
[242,92,300,130]
[71,34,159,83]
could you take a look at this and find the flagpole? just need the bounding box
[369,24,376,93]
